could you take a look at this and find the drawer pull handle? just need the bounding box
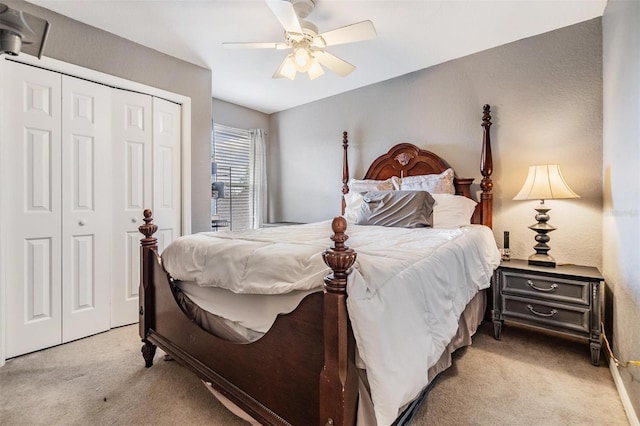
[527,304,557,317]
[527,280,558,292]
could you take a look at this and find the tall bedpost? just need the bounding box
[341,131,349,215]
[480,104,494,228]
[320,216,358,426]
[139,209,158,367]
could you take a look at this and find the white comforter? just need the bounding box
[162,221,500,425]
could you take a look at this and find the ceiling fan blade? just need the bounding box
[313,50,356,77]
[315,20,376,47]
[223,41,288,50]
[265,0,302,34]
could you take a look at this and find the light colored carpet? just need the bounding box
[0,322,629,425]
[413,322,629,425]
[0,325,246,425]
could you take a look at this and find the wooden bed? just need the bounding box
[138,104,494,426]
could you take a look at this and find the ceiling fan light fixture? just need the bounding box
[273,53,297,80]
[293,45,311,71]
[281,54,297,79]
[308,59,324,80]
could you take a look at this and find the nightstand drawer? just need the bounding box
[502,295,589,334]
[501,270,589,306]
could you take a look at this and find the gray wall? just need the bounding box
[8,0,213,233]
[213,99,270,132]
[269,18,603,269]
[603,0,640,417]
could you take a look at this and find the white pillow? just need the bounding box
[399,168,455,194]
[348,176,400,193]
[343,191,364,222]
[431,193,477,228]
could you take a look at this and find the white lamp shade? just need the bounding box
[513,164,579,201]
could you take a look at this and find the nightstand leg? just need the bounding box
[141,340,157,368]
[590,342,601,366]
[491,306,502,340]
[493,320,502,340]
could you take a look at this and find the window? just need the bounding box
[212,124,266,230]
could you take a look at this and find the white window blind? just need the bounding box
[213,124,252,231]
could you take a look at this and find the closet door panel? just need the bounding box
[111,89,152,327]
[3,61,63,358]
[152,97,182,252]
[61,75,111,343]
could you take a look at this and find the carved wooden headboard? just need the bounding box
[341,104,494,228]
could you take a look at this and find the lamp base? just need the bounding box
[527,201,557,268]
[528,253,556,268]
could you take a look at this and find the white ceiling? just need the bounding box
[30,0,607,114]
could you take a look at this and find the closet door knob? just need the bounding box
[79,220,86,226]
[131,217,138,223]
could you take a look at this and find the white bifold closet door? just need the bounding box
[2,60,183,356]
[111,89,152,328]
[60,74,112,342]
[109,94,181,327]
[3,62,63,357]
[151,97,182,254]
[4,61,111,357]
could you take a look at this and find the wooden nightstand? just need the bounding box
[492,259,604,365]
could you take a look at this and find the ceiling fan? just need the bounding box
[223,0,377,80]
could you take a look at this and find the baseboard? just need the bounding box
[609,357,640,426]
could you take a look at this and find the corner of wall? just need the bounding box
[609,360,640,426]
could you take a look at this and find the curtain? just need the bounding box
[250,129,267,229]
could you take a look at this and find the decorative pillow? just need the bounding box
[343,191,364,222]
[355,190,435,228]
[431,193,477,228]
[399,168,455,194]
[348,176,400,193]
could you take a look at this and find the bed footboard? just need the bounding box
[138,211,359,425]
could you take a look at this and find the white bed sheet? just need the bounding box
[162,222,500,425]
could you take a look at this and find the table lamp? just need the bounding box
[513,164,579,267]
